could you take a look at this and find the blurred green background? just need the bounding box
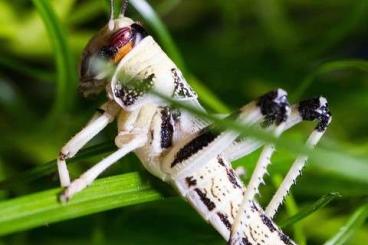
[0,0,367,244]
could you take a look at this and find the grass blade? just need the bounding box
[280,192,342,228]
[130,0,184,69]
[272,174,306,245]
[0,56,55,82]
[0,142,115,190]
[292,59,368,100]
[31,0,77,120]
[0,172,162,236]
[130,0,229,113]
[323,203,368,245]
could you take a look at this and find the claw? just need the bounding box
[59,187,70,204]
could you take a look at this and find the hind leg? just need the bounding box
[162,89,290,179]
[230,97,331,243]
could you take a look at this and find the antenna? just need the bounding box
[120,0,129,17]
[108,0,115,30]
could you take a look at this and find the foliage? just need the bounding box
[0,0,367,244]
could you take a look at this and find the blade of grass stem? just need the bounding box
[280,192,341,228]
[292,59,368,100]
[272,174,306,245]
[3,89,368,191]
[31,0,77,121]
[0,56,55,82]
[323,203,368,245]
[152,90,368,184]
[0,142,115,190]
[130,0,228,113]
[0,172,163,236]
[130,0,184,69]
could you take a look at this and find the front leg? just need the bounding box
[60,131,147,202]
[57,101,120,187]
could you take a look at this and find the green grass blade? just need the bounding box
[280,192,342,228]
[292,59,368,100]
[272,175,306,245]
[0,142,115,190]
[130,0,229,113]
[0,56,55,82]
[154,90,368,183]
[323,203,368,245]
[31,0,77,120]
[0,172,162,236]
[130,0,184,70]
[3,89,368,192]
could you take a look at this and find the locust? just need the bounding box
[57,1,331,244]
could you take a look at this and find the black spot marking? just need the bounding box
[99,46,118,58]
[226,167,242,189]
[250,201,259,212]
[278,231,294,245]
[150,130,154,141]
[260,214,276,232]
[131,23,148,45]
[194,188,216,211]
[257,89,289,126]
[299,97,331,132]
[249,226,257,242]
[160,107,174,148]
[171,109,181,122]
[114,74,154,106]
[171,128,218,167]
[217,156,226,167]
[217,212,231,231]
[96,108,105,114]
[185,176,197,187]
[210,178,219,199]
[58,152,68,161]
[171,68,196,98]
[230,203,235,219]
[241,237,252,245]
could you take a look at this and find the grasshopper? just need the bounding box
[57,1,331,244]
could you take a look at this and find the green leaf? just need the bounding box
[152,90,368,184]
[0,172,162,236]
[31,0,77,121]
[130,0,184,70]
[130,0,229,113]
[272,174,306,245]
[323,203,368,245]
[280,192,342,228]
[0,142,115,190]
[292,59,368,100]
[0,55,55,82]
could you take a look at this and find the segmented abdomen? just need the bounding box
[174,156,243,240]
[173,156,295,245]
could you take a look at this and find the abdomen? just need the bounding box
[172,156,295,245]
[173,156,244,240]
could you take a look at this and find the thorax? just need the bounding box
[115,103,202,180]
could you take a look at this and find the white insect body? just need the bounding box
[57,2,331,244]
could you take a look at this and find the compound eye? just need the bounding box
[99,27,134,63]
